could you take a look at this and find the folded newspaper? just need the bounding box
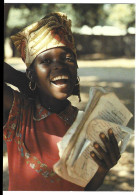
[53,87,134,187]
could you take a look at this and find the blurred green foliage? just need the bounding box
[4,3,135,37]
[103,4,135,29]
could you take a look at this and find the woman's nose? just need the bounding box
[52,61,67,70]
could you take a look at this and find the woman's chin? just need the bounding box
[50,82,73,99]
[37,82,73,101]
[53,93,71,101]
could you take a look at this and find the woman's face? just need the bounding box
[32,47,78,101]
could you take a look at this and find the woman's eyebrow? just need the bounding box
[39,53,51,59]
[63,50,73,56]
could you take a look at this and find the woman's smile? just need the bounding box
[32,47,78,100]
[50,75,70,88]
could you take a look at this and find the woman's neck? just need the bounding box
[38,93,69,114]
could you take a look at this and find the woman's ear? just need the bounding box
[26,68,35,82]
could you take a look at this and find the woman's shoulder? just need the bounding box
[3,89,34,141]
[5,89,35,121]
[12,89,34,106]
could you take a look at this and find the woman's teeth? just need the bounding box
[51,75,69,82]
[51,75,69,87]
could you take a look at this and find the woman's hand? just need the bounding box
[85,128,121,191]
[91,128,121,172]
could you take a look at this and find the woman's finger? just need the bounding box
[90,151,107,169]
[108,129,121,160]
[90,151,102,166]
[100,132,117,165]
[93,142,113,169]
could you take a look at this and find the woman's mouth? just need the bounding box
[50,75,70,88]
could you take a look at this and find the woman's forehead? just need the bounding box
[38,47,74,58]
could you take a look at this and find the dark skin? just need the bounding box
[85,129,121,190]
[4,47,121,191]
[28,47,78,113]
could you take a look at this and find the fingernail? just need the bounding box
[94,143,99,148]
[90,152,95,157]
[100,133,105,138]
[108,128,113,134]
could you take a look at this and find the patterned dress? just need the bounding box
[3,90,84,191]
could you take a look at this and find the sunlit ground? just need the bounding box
[3,57,135,191]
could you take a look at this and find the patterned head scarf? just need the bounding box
[10,12,76,67]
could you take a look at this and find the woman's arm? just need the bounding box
[4,62,30,92]
[3,62,32,124]
[84,128,121,191]
[4,62,35,97]
[84,167,108,191]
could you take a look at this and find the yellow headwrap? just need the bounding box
[10,12,76,67]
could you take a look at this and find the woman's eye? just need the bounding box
[42,59,50,64]
[66,57,74,62]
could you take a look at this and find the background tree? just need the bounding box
[4,3,135,38]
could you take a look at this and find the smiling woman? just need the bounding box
[4,12,121,191]
[3,12,83,191]
[26,47,78,113]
